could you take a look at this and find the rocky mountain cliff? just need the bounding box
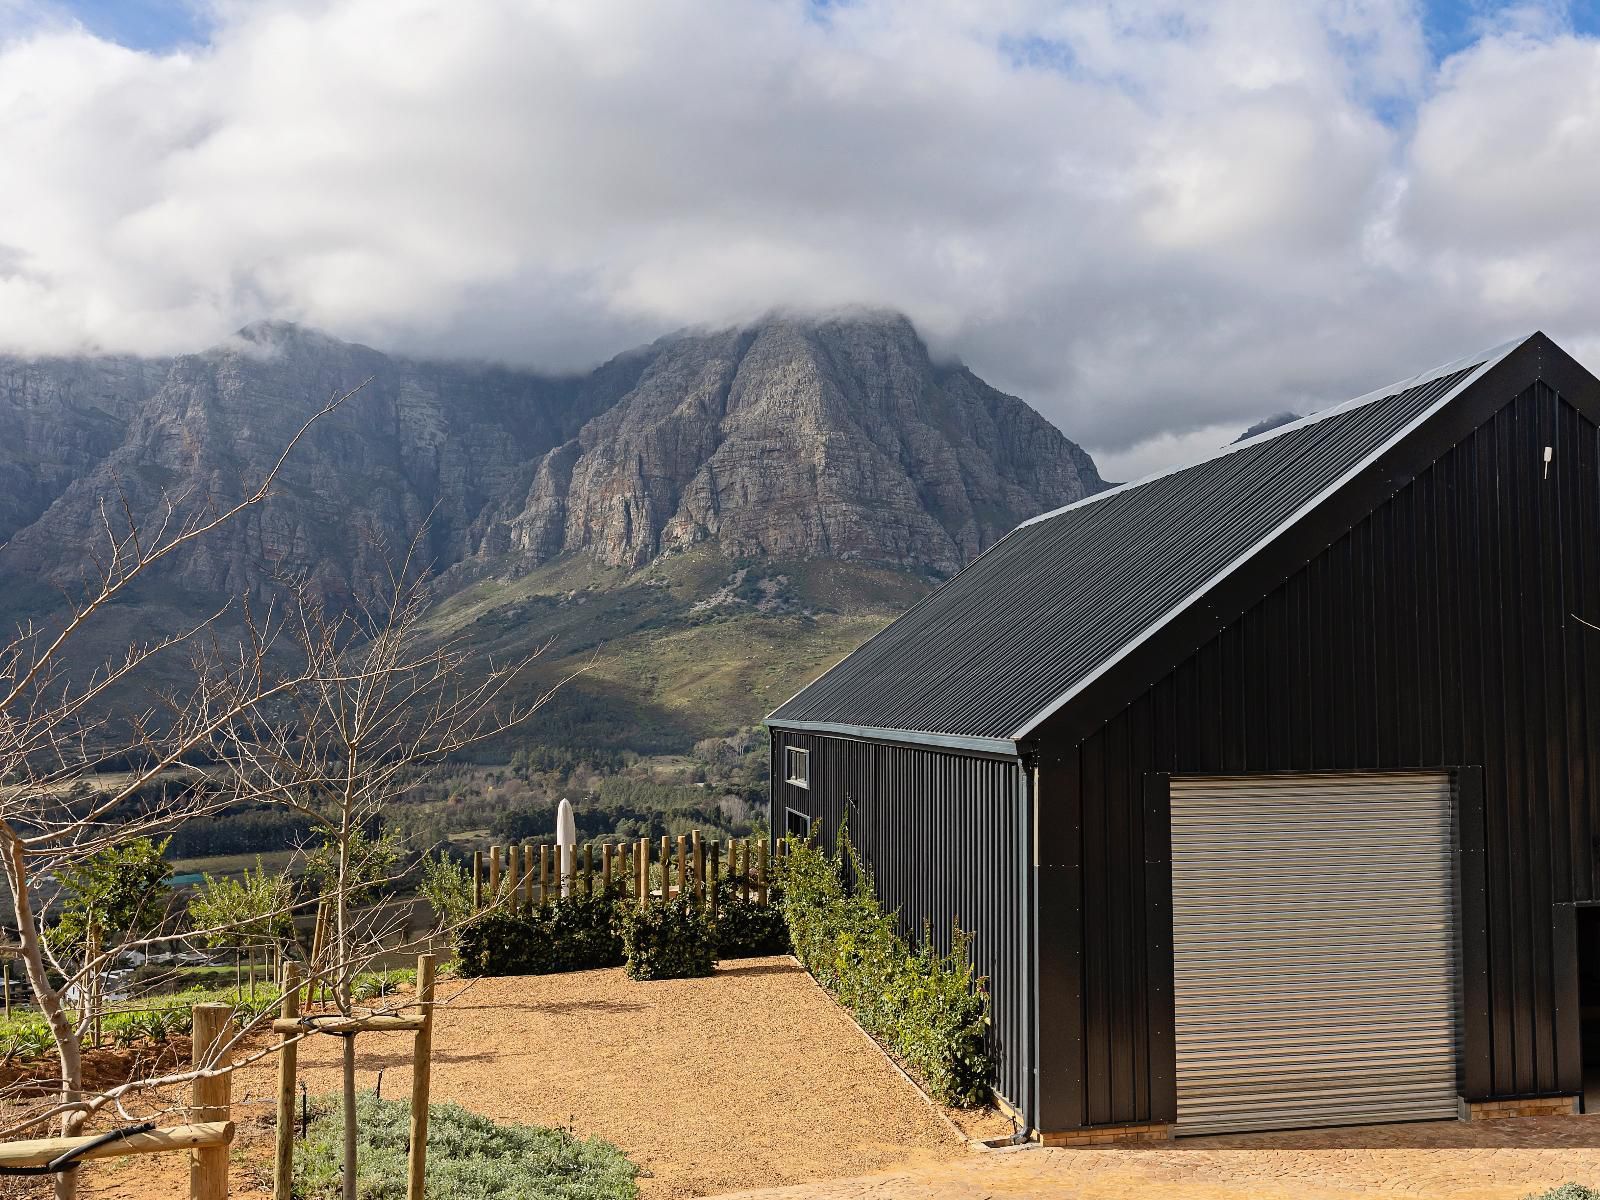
[474,314,1101,575]
[0,313,1102,606]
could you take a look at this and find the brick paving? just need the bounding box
[713,1115,1600,1199]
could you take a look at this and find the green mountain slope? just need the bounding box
[426,547,934,752]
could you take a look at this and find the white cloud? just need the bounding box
[0,0,1595,470]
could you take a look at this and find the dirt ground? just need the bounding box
[70,957,1008,1199]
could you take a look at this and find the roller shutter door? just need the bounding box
[1169,772,1459,1135]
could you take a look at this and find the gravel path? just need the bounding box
[82,957,1005,1200]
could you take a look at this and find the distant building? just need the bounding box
[769,332,1600,1142]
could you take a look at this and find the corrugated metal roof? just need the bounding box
[769,339,1525,746]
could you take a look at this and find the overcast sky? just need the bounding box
[1,1,1597,479]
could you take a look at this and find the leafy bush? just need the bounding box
[621,894,716,981]
[295,1090,638,1200]
[420,853,474,932]
[1529,1188,1600,1200]
[713,884,789,958]
[455,886,625,977]
[777,827,992,1106]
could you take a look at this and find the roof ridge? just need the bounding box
[1017,334,1533,532]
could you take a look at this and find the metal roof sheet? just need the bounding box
[768,338,1525,745]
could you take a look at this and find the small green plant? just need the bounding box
[351,968,417,1002]
[295,1090,638,1200]
[777,825,992,1106]
[0,1014,56,1062]
[1529,1188,1600,1200]
[621,894,716,981]
[455,885,626,977]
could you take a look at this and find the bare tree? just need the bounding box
[213,525,576,1200]
[0,385,360,1198]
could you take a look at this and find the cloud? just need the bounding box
[0,0,1595,470]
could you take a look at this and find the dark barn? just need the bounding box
[767,332,1600,1143]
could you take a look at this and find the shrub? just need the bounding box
[455,886,625,977]
[621,895,716,981]
[713,884,790,958]
[777,827,993,1107]
[420,853,474,932]
[1529,1188,1600,1200]
[295,1090,638,1200]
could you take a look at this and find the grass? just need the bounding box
[167,849,297,879]
[296,1090,639,1200]
[423,546,930,746]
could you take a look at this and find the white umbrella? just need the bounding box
[556,798,577,898]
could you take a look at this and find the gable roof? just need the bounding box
[768,333,1593,757]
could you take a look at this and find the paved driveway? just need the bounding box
[713,1115,1600,1199]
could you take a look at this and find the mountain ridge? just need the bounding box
[1,313,1104,597]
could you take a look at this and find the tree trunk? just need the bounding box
[3,833,85,1200]
[341,1031,357,1200]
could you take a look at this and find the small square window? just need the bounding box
[784,746,810,789]
[786,808,813,839]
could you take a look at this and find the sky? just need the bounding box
[0,2,1597,480]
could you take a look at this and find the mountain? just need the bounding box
[0,312,1104,748]
[470,313,1101,576]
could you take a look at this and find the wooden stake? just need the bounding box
[757,840,769,905]
[739,839,750,903]
[524,843,536,909]
[637,838,649,909]
[540,844,551,905]
[602,843,614,892]
[662,835,673,901]
[472,850,483,911]
[406,954,436,1200]
[274,963,301,1200]
[676,834,688,899]
[692,831,705,902]
[190,1003,233,1200]
[709,841,720,918]
[582,844,593,898]
[489,845,501,904]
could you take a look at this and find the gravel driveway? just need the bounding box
[710,1113,1600,1199]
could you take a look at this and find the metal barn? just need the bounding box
[767,332,1600,1143]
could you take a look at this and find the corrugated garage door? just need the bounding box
[1169,772,1459,1135]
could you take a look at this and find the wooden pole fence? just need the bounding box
[469,835,781,912]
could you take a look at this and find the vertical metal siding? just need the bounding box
[770,731,1033,1120]
[1054,381,1600,1126]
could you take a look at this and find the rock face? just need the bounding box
[0,313,1103,607]
[478,313,1103,575]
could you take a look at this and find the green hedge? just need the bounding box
[620,895,716,980]
[456,886,625,977]
[777,826,992,1107]
[296,1090,637,1200]
[713,883,790,958]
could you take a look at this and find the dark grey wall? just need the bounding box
[770,730,1033,1118]
[1038,380,1600,1128]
